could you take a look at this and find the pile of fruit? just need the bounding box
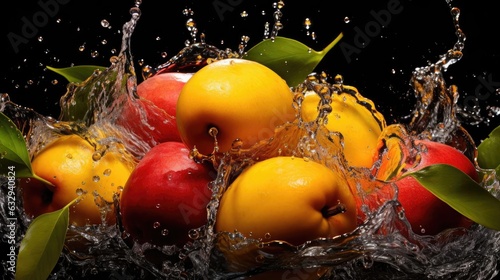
[2,25,500,279]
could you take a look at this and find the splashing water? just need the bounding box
[1,2,500,280]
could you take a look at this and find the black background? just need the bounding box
[1,0,499,145]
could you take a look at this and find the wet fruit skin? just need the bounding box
[119,72,192,146]
[374,138,479,235]
[301,85,386,168]
[216,156,358,245]
[136,72,193,139]
[176,58,296,155]
[20,134,134,226]
[214,156,357,278]
[119,141,215,246]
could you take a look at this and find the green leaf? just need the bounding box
[0,112,32,178]
[406,164,500,231]
[477,125,500,172]
[0,112,53,185]
[244,33,343,87]
[56,55,129,125]
[15,198,76,280]
[47,65,107,83]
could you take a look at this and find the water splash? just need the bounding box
[407,7,477,161]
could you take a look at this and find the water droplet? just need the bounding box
[76,188,86,196]
[66,153,73,159]
[344,17,350,23]
[255,254,265,263]
[303,18,312,29]
[240,11,249,18]
[264,232,272,239]
[153,221,160,229]
[38,36,43,42]
[1,93,10,102]
[161,229,169,236]
[142,65,154,78]
[130,6,141,18]
[186,18,196,31]
[101,19,110,28]
[92,152,102,161]
[156,204,161,209]
[208,127,218,137]
[79,44,85,52]
[188,229,200,240]
[333,74,344,84]
[90,267,98,275]
[92,175,100,182]
[182,8,194,16]
[103,169,111,176]
[274,21,283,31]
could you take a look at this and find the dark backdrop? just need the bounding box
[1,0,499,145]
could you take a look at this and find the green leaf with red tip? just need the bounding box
[477,125,500,174]
[244,33,343,87]
[15,197,77,280]
[0,112,52,186]
[405,163,500,231]
[47,65,107,83]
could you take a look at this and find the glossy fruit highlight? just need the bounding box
[216,156,357,245]
[120,141,215,246]
[176,58,296,155]
[119,72,192,146]
[20,134,134,226]
[136,72,193,142]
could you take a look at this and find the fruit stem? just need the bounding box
[322,203,347,218]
